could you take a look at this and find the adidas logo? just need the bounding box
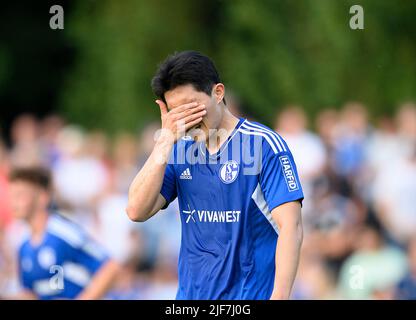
[180,168,192,180]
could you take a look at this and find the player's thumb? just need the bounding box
[155,100,168,115]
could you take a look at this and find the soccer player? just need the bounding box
[7,167,119,300]
[126,51,304,300]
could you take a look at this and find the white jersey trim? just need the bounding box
[242,121,286,152]
[238,127,279,154]
[48,216,85,248]
[63,262,91,287]
[251,183,279,234]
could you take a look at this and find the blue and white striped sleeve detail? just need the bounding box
[48,215,109,274]
[238,120,287,154]
[239,121,304,211]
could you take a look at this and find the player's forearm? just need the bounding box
[126,134,173,221]
[77,260,120,300]
[271,218,303,300]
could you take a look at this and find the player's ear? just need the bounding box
[213,83,225,105]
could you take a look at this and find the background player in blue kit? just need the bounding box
[7,167,119,300]
[127,51,304,300]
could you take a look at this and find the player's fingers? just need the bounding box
[176,104,206,119]
[182,109,206,124]
[170,101,199,114]
[156,100,168,115]
[184,117,203,130]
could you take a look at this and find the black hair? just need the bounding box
[151,50,226,105]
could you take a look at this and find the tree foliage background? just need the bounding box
[1,0,415,133]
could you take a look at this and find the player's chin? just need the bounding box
[187,125,206,141]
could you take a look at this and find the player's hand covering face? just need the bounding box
[157,83,224,143]
[156,88,207,143]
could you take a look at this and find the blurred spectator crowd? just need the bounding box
[0,100,415,299]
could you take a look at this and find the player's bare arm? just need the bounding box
[270,201,303,300]
[126,100,206,222]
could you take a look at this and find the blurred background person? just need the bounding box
[274,106,327,217]
[5,167,119,299]
[338,224,407,299]
[52,125,109,235]
[9,115,43,168]
[372,144,416,245]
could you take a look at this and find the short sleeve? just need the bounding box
[67,234,109,274]
[160,163,177,209]
[259,142,304,212]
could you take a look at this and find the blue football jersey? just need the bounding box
[18,213,109,300]
[160,118,304,300]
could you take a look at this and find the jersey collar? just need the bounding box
[199,117,246,160]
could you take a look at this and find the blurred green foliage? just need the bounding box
[60,0,416,131]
